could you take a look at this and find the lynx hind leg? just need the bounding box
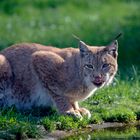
[0,55,12,106]
[31,51,65,85]
[32,51,64,72]
[32,52,82,119]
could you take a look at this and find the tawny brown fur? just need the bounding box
[0,40,118,118]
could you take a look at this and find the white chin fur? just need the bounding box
[84,77,97,99]
[105,73,114,86]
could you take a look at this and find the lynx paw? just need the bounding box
[77,108,91,119]
[66,110,83,119]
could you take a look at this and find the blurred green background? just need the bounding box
[0,0,139,73]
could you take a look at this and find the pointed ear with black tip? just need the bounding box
[79,41,89,57]
[106,40,118,58]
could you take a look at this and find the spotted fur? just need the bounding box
[0,40,118,118]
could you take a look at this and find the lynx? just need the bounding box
[0,39,118,118]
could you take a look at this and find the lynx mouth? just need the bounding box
[92,81,103,87]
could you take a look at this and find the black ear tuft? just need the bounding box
[106,40,118,58]
[79,41,89,57]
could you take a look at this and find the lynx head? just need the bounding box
[79,40,118,88]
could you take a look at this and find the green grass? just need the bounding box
[83,81,139,123]
[0,108,41,139]
[0,107,89,138]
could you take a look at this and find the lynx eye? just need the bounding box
[85,64,94,69]
[102,63,110,69]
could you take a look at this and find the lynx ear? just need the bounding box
[79,41,89,57]
[106,40,118,58]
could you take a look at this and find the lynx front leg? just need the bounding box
[72,102,91,119]
[52,94,82,119]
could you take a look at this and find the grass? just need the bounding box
[83,80,139,123]
[0,107,89,139]
[0,0,140,139]
[0,107,42,139]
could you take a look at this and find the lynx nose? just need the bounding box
[94,75,102,83]
[92,74,103,87]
